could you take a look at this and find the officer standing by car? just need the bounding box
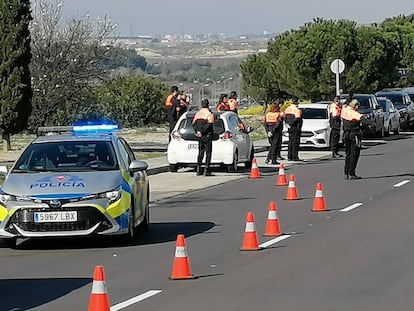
[193,99,215,176]
[228,91,239,114]
[330,96,343,158]
[284,97,303,161]
[341,99,372,180]
[216,93,230,112]
[165,86,180,141]
[264,103,283,164]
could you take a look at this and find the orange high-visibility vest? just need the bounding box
[228,98,238,111]
[193,108,214,124]
[165,94,174,107]
[330,102,341,118]
[264,111,282,124]
[285,104,302,118]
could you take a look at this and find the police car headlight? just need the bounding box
[0,194,12,204]
[0,193,31,204]
[314,129,327,134]
[98,186,122,204]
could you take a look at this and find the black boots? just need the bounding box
[196,166,203,176]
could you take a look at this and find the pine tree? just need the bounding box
[0,0,32,151]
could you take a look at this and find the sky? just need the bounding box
[57,0,414,36]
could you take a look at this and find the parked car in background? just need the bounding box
[377,97,400,135]
[282,102,341,148]
[375,89,414,130]
[167,110,254,173]
[341,94,385,137]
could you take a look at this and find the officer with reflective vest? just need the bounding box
[264,103,283,164]
[165,85,180,141]
[341,99,373,180]
[228,91,239,114]
[192,99,215,176]
[329,96,343,158]
[284,97,303,161]
[216,93,230,112]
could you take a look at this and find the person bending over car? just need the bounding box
[192,99,215,176]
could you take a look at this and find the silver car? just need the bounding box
[0,124,150,247]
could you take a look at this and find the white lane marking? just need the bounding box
[111,290,162,311]
[340,203,363,212]
[259,234,291,248]
[393,180,410,188]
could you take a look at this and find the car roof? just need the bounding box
[33,133,116,144]
[299,103,329,109]
[341,93,374,98]
[376,90,407,95]
[182,109,236,120]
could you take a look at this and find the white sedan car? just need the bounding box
[167,110,254,172]
[282,102,341,148]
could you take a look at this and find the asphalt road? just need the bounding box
[1,134,414,311]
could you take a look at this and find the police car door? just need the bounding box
[118,138,144,223]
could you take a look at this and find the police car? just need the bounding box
[0,122,150,246]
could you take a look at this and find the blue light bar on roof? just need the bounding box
[72,121,119,134]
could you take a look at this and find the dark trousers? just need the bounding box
[197,135,213,168]
[288,128,301,160]
[167,110,177,142]
[267,130,282,162]
[344,131,361,176]
[330,128,340,154]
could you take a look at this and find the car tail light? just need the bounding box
[220,131,233,140]
[171,131,181,140]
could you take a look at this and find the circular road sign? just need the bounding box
[330,59,345,74]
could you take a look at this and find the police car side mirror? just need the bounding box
[246,126,254,134]
[0,165,8,175]
[129,160,148,173]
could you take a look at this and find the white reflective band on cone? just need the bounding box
[245,222,256,232]
[252,163,257,168]
[288,181,295,187]
[279,168,285,174]
[175,246,187,258]
[315,190,323,198]
[91,280,107,294]
[268,210,277,220]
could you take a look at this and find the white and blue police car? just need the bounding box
[0,122,150,247]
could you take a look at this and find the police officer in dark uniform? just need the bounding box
[284,97,303,161]
[341,99,373,180]
[192,99,215,176]
[329,96,343,158]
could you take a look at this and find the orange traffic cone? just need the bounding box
[312,183,327,212]
[285,175,299,200]
[241,212,261,251]
[276,164,288,186]
[169,234,196,280]
[88,266,110,311]
[264,201,282,236]
[249,158,261,179]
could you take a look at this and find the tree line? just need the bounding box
[241,16,414,103]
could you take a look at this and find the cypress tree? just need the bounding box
[0,0,32,151]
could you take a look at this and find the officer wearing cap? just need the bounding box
[341,99,373,179]
[192,99,215,176]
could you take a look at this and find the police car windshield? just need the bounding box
[13,141,119,172]
[301,108,328,119]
